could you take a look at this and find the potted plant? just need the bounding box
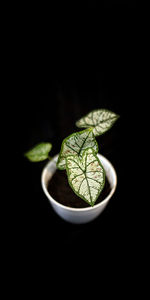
[25,109,119,224]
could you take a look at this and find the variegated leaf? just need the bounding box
[66,148,105,206]
[76,109,119,136]
[57,128,98,170]
[24,143,52,162]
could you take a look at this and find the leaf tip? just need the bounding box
[116,113,120,119]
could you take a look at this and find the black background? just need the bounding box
[13,70,139,288]
[15,67,137,258]
[7,2,143,289]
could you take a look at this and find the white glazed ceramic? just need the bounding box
[41,154,117,224]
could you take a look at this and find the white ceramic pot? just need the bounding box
[41,154,117,224]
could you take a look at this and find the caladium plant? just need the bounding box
[25,109,119,206]
[66,148,105,206]
[24,142,52,162]
[76,109,120,137]
[56,128,98,170]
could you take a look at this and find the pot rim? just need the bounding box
[41,153,117,212]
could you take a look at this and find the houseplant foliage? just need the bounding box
[25,109,119,207]
[66,148,105,206]
[56,128,98,170]
[24,143,52,162]
[76,109,119,136]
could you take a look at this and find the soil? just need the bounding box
[47,170,111,208]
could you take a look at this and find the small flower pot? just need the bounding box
[41,154,117,224]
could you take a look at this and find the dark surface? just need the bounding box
[8,10,141,280]
[2,3,146,296]
[48,170,111,208]
[15,72,136,262]
[10,70,141,295]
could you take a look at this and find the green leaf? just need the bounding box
[57,128,98,170]
[66,148,105,206]
[24,143,52,162]
[76,109,120,136]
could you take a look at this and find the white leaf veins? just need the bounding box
[76,109,119,136]
[57,128,98,170]
[66,148,105,206]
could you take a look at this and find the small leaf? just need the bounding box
[24,143,52,162]
[57,128,98,170]
[66,148,105,206]
[76,109,119,136]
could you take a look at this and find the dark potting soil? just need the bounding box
[47,170,111,208]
